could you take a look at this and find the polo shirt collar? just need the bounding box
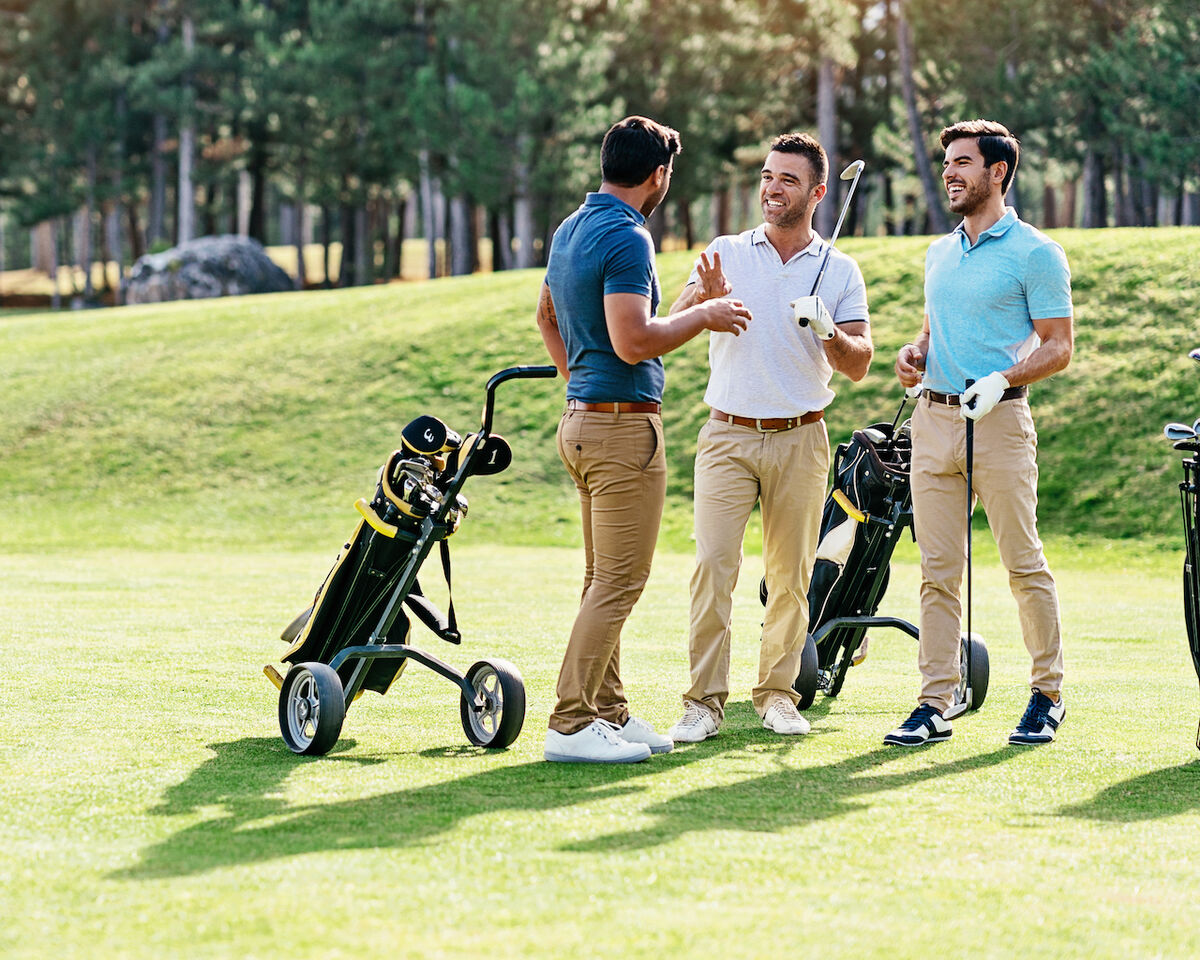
[953,206,1018,246]
[751,225,824,258]
[585,191,645,224]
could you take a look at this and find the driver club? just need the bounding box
[809,159,866,297]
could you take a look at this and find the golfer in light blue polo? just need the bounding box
[890,119,1074,747]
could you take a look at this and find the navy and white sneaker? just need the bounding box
[883,704,953,746]
[1009,689,1065,745]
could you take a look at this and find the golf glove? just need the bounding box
[905,382,924,399]
[791,295,835,340]
[959,371,1010,421]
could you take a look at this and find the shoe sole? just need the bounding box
[883,731,952,746]
[667,728,718,744]
[763,721,810,735]
[645,741,674,754]
[1008,734,1055,745]
[544,750,651,763]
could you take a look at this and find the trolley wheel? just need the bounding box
[959,633,990,711]
[792,633,819,710]
[460,658,525,748]
[279,662,345,756]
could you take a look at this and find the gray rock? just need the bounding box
[125,235,294,304]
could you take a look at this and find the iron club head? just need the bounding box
[1164,422,1197,441]
[840,159,866,181]
[1190,348,1200,363]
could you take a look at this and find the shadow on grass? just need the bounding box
[1056,759,1200,822]
[116,701,1018,878]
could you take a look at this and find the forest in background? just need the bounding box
[1,0,1197,304]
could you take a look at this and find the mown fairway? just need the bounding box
[2,229,1199,958]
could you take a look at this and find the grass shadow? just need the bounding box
[1056,759,1200,822]
[563,740,1022,852]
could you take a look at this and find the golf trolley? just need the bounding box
[264,364,558,756]
[1163,347,1200,749]
[761,394,989,717]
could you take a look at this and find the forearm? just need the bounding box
[617,306,710,364]
[823,324,873,382]
[1001,338,1071,387]
[535,283,569,380]
[669,282,702,315]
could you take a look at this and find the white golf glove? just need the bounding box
[905,382,924,399]
[791,295,835,340]
[959,371,1010,421]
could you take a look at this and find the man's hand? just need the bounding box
[791,295,835,340]
[959,371,1010,421]
[895,342,925,389]
[697,296,752,335]
[695,251,732,303]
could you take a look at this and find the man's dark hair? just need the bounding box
[600,116,682,188]
[768,132,828,185]
[940,119,1020,194]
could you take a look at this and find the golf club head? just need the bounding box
[840,159,866,181]
[1190,348,1200,363]
[1194,418,1200,436]
[1164,422,1197,441]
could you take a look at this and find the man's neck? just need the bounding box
[960,198,1008,245]
[763,222,815,263]
[598,182,648,219]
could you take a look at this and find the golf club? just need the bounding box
[809,159,866,297]
[1190,348,1200,363]
[964,378,976,707]
[1165,422,1198,442]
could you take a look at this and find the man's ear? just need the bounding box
[812,182,828,203]
[990,160,1008,187]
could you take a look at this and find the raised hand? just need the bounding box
[696,251,732,303]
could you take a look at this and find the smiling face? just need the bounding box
[942,138,1003,216]
[759,151,824,230]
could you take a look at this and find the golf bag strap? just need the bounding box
[440,539,458,637]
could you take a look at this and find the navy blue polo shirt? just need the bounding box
[545,192,663,403]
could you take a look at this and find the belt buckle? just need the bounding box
[755,418,778,433]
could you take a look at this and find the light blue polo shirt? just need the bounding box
[923,207,1072,394]
[545,192,663,403]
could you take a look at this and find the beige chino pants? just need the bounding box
[910,397,1064,712]
[685,417,829,720]
[550,409,666,735]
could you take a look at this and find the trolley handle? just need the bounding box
[481,365,558,435]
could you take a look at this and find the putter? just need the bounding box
[809,159,866,298]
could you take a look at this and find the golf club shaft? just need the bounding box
[965,378,975,652]
[809,163,865,297]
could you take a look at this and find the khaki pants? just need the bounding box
[549,409,666,735]
[685,417,829,720]
[910,397,1063,712]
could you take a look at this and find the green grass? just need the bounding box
[3,230,1200,957]
[1,228,1198,553]
[2,539,1198,959]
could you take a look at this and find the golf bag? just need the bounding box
[804,420,916,699]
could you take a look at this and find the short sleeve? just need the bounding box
[1025,242,1073,320]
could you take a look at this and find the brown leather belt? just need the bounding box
[567,399,661,414]
[925,385,1027,406]
[709,407,824,432]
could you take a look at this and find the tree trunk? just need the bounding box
[50,218,61,310]
[354,204,369,285]
[896,5,949,235]
[388,197,406,279]
[177,16,196,244]
[418,150,439,279]
[1042,184,1058,229]
[319,204,332,287]
[513,134,535,270]
[338,204,355,287]
[816,56,837,239]
[714,186,730,238]
[293,166,307,289]
[1063,180,1077,229]
[126,201,144,263]
[677,198,694,249]
[248,141,268,243]
[83,145,96,300]
[448,195,471,276]
[1082,149,1106,228]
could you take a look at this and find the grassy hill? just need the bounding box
[2,227,1197,552]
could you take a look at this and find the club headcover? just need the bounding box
[401,415,449,456]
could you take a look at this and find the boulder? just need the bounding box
[125,234,294,305]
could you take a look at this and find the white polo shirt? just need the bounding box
[686,226,869,417]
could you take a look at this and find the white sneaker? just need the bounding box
[668,700,719,743]
[544,719,652,764]
[618,716,674,754]
[761,694,811,735]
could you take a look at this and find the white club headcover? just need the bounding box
[791,295,835,340]
[959,371,1010,421]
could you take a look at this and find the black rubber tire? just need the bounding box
[792,633,820,710]
[960,633,990,711]
[460,658,526,748]
[279,662,345,756]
